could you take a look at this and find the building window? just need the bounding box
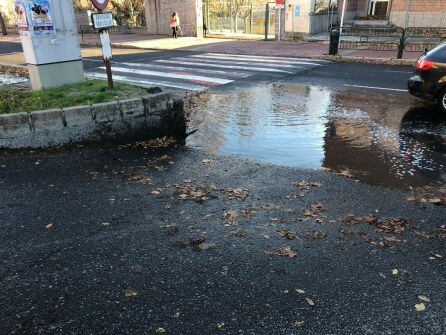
[314,0,338,14]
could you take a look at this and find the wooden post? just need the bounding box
[98,9,114,91]
[104,51,114,90]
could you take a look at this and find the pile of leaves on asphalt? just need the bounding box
[118,137,179,150]
[0,64,29,78]
[407,184,446,207]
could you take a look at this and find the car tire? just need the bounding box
[437,89,446,113]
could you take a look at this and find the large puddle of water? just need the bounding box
[186,83,446,189]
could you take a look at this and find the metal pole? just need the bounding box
[404,0,413,28]
[340,0,347,34]
[250,1,253,34]
[327,0,332,34]
[264,3,269,40]
[278,8,281,41]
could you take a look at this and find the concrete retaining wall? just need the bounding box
[0,93,186,149]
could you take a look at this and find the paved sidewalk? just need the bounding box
[80,33,421,60]
[1,33,422,61]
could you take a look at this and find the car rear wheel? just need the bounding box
[437,89,446,113]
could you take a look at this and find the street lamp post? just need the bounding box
[340,0,348,35]
[404,0,413,28]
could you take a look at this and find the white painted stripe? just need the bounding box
[155,59,294,74]
[385,70,413,74]
[85,72,208,91]
[205,53,332,63]
[102,66,233,85]
[191,54,322,66]
[176,56,301,69]
[118,61,251,78]
[343,84,407,92]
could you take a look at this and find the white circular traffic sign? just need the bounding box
[91,0,109,11]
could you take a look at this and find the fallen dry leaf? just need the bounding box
[428,198,442,205]
[224,210,239,221]
[266,246,298,258]
[123,289,138,298]
[154,327,166,333]
[415,303,426,312]
[430,252,443,259]
[45,224,53,229]
[277,230,297,240]
[198,243,216,251]
[418,295,430,302]
[292,320,305,328]
[296,289,305,294]
[305,297,315,306]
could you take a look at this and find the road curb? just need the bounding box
[0,93,186,149]
[314,55,417,66]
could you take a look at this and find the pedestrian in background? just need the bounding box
[170,12,180,39]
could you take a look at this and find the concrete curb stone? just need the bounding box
[315,55,416,66]
[0,93,186,149]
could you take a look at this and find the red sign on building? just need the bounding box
[275,0,285,9]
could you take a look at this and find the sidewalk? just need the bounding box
[80,33,421,60]
[0,32,421,63]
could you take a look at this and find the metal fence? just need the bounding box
[339,26,446,58]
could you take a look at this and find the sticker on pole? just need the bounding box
[91,12,113,30]
[100,30,112,61]
[91,0,109,11]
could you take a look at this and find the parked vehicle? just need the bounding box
[408,42,446,112]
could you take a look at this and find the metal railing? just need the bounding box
[339,26,446,58]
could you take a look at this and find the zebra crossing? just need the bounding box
[85,53,329,92]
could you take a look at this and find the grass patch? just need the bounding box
[0,80,159,114]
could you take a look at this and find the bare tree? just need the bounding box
[0,12,7,35]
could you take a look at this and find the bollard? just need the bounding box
[329,29,340,55]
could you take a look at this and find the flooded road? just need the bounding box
[186,83,446,189]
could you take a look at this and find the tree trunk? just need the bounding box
[0,12,7,35]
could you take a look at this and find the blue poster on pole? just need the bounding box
[295,6,301,17]
[28,0,55,35]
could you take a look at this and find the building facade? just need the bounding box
[144,0,204,37]
[282,0,446,37]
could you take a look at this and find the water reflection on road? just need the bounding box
[186,83,446,189]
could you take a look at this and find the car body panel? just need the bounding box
[408,42,446,103]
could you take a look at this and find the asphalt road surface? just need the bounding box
[1,40,445,335]
[0,145,445,335]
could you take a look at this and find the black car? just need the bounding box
[408,42,446,112]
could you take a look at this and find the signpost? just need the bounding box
[90,0,114,90]
[275,0,285,41]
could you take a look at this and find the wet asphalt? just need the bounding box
[1,41,446,334]
[0,145,445,335]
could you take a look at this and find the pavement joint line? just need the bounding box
[343,84,407,92]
